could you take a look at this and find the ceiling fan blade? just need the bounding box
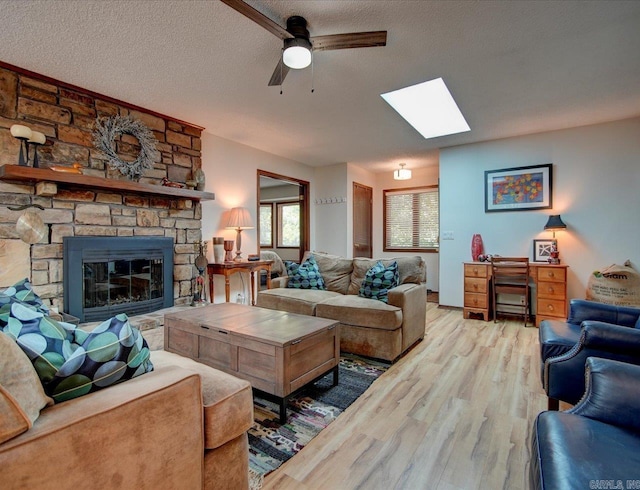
[220,0,293,40]
[311,31,387,51]
[268,59,290,86]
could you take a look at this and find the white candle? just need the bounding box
[28,131,46,145]
[10,124,32,139]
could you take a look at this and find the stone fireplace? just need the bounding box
[63,236,174,322]
[0,62,213,313]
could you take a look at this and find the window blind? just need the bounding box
[384,187,439,251]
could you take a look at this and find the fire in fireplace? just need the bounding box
[63,237,174,322]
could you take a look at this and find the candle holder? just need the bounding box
[223,240,234,262]
[28,131,46,168]
[10,125,32,166]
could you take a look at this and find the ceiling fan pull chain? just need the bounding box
[280,48,284,95]
[311,50,315,93]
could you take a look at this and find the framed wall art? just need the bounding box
[533,239,557,262]
[485,163,552,212]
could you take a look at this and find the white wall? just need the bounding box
[200,132,315,302]
[439,117,640,307]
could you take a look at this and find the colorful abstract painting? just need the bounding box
[485,164,552,212]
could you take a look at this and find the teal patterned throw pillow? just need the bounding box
[1,305,153,403]
[285,255,326,290]
[0,278,49,314]
[359,261,399,303]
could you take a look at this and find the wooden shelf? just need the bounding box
[0,165,215,201]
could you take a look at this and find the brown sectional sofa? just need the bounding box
[256,252,427,361]
[0,347,254,489]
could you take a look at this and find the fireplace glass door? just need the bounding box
[83,258,163,310]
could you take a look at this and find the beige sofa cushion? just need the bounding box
[256,288,341,316]
[0,332,53,443]
[303,251,354,294]
[348,256,425,295]
[151,350,253,450]
[316,295,403,330]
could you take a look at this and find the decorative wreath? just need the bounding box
[93,115,159,180]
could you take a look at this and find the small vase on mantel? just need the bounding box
[471,234,484,262]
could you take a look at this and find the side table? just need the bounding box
[207,260,273,305]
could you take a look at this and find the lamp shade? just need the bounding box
[283,38,312,69]
[393,163,412,180]
[226,207,254,229]
[544,215,567,231]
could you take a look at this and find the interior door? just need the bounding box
[353,182,372,258]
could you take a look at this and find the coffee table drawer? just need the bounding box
[166,327,198,358]
[289,327,339,392]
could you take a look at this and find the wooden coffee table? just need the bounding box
[164,303,340,423]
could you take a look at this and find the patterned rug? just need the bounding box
[248,354,389,482]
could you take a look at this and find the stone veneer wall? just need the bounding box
[0,62,205,309]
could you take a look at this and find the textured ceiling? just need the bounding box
[1,0,639,172]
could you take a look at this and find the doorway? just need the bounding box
[353,182,372,258]
[257,170,310,264]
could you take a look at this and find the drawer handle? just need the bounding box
[473,299,478,305]
[291,339,302,345]
[200,325,210,330]
[547,305,555,311]
[547,287,555,293]
[473,284,478,290]
[218,330,228,335]
[547,272,555,278]
[473,268,479,275]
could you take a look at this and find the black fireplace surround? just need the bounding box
[63,236,174,322]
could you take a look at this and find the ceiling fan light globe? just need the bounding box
[283,46,311,69]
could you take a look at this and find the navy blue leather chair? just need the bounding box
[531,358,640,490]
[539,299,640,409]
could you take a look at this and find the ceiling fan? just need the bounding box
[220,0,387,86]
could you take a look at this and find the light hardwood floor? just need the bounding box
[262,304,547,490]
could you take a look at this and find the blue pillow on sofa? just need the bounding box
[359,261,399,303]
[285,255,326,290]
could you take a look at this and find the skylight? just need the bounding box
[381,78,470,139]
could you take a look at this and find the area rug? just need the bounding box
[248,354,389,482]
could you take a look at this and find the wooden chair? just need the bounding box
[491,257,530,326]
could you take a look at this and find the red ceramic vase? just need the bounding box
[471,234,484,262]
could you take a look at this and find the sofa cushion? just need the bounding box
[0,278,48,314]
[151,350,254,450]
[286,255,326,290]
[359,261,399,303]
[348,256,425,295]
[303,251,353,294]
[316,295,403,330]
[0,332,53,443]
[257,288,341,316]
[2,304,153,403]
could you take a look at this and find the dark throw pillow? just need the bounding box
[285,255,326,290]
[359,261,400,303]
[1,304,153,403]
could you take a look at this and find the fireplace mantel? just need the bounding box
[0,165,215,201]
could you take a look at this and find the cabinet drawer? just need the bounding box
[464,293,488,309]
[537,298,566,318]
[464,277,487,294]
[464,264,488,278]
[537,281,565,300]
[537,267,566,283]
